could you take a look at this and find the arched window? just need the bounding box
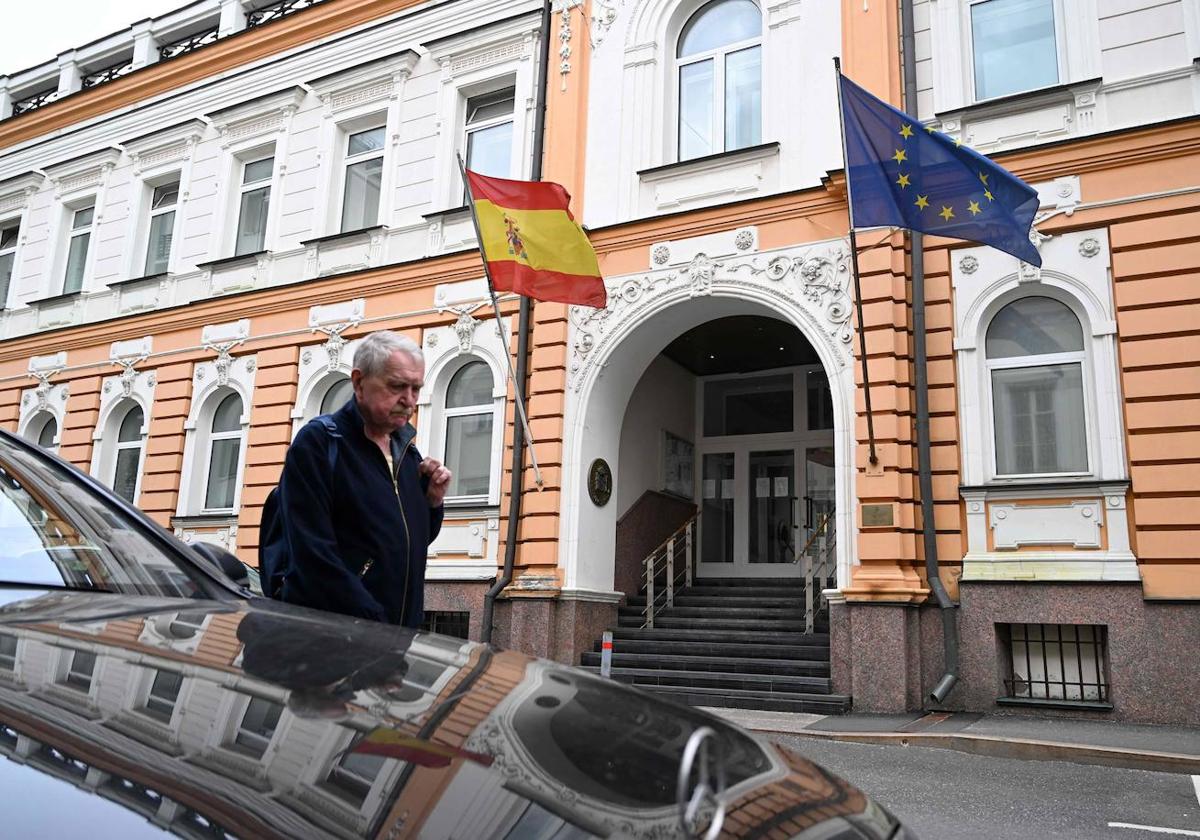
[986,296,1087,476]
[204,393,244,511]
[443,361,494,500]
[676,0,762,161]
[26,413,58,453]
[112,404,145,504]
[320,376,354,416]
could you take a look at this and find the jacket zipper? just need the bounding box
[365,438,414,623]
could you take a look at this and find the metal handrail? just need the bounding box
[642,513,697,629]
[798,513,837,634]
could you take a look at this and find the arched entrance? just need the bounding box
[560,238,857,598]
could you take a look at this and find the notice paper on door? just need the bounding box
[721,479,735,498]
[703,480,717,499]
[774,477,789,497]
[755,477,770,498]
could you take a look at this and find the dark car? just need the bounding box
[0,430,908,839]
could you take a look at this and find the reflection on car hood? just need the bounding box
[0,591,898,839]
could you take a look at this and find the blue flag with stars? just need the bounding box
[839,73,1042,267]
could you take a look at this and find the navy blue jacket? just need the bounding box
[277,398,443,627]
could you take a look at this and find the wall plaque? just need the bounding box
[861,503,895,527]
[588,458,612,507]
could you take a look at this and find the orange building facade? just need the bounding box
[0,0,1197,724]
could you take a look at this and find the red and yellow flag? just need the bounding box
[351,727,493,768]
[465,170,606,309]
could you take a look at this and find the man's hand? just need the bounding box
[419,457,452,507]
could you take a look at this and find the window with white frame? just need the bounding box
[969,0,1058,101]
[235,156,273,256]
[0,634,17,670]
[143,669,183,722]
[27,412,58,453]
[986,296,1088,476]
[0,220,19,307]
[340,126,385,232]
[204,392,244,511]
[441,361,494,500]
[676,0,762,161]
[463,89,515,200]
[111,403,145,504]
[62,650,96,691]
[325,744,386,806]
[63,204,95,294]
[143,180,179,276]
[320,376,354,416]
[230,696,283,759]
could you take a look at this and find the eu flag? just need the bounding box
[839,73,1042,267]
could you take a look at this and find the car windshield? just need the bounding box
[0,437,206,598]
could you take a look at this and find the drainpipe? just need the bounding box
[900,0,959,703]
[480,0,550,644]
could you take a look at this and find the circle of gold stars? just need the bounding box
[891,123,996,223]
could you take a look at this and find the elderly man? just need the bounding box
[275,330,451,626]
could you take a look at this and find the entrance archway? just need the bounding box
[559,239,857,597]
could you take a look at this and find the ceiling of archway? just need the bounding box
[661,314,819,376]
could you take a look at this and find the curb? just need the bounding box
[769,729,1200,776]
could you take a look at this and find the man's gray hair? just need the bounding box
[353,330,424,377]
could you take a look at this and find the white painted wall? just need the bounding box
[581,0,844,227]
[616,354,697,516]
[914,0,1200,153]
[0,0,543,338]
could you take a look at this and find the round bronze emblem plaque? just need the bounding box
[588,458,612,507]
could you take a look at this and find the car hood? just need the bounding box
[0,590,898,839]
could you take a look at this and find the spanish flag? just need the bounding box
[465,170,607,309]
[350,726,493,768]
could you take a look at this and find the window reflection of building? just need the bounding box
[63,649,97,691]
[0,634,17,669]
[325,746,388,807]
[143,669,184,722]
[230,696,282,759]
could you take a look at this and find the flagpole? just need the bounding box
[456,153,544,489]
[832,57,879,467]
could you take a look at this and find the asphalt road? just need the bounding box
[771,735,1200,840]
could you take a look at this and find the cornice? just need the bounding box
[0,0,433,149]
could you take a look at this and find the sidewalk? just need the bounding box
[701,707,1200,775]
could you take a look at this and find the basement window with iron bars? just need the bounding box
[999,623,1111,709]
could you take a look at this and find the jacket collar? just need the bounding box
[338,397,417,451]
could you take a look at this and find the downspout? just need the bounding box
[480,0,551,644]
[900,0,959,702]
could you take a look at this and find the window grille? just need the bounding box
[1003,623,1109,704]
[159,27,220,61]
[421,611,470,640]
[12,88,57,116]
[247,0,325,28]
[82,60,134,89]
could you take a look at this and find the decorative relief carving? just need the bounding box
[651,245,670,265]
[568,243,854,391]
[454,308,480,353]
[959,255,979,275]
[1019,221,1053,283]
[451,43,523,74]
[1079,237,1101,259]
[734,229,755,251]
[331,81,392,112]
[590,0,620,47]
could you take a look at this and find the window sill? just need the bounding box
[935,77,1103,121]
[961,478,1130,495]
[636,141,780,180]
[108,272,169,288]
[299,225,387,248]
[195,250,269,271]
[421,205,471,224]
[31,291,83,307]
[171,513,238,529]
[995,697,1113,712]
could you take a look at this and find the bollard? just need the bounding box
[600,630,613,678]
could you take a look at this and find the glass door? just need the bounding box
[699,452,735,566]
[748,450,795,566]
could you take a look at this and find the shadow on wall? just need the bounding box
[614,490,697,599]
